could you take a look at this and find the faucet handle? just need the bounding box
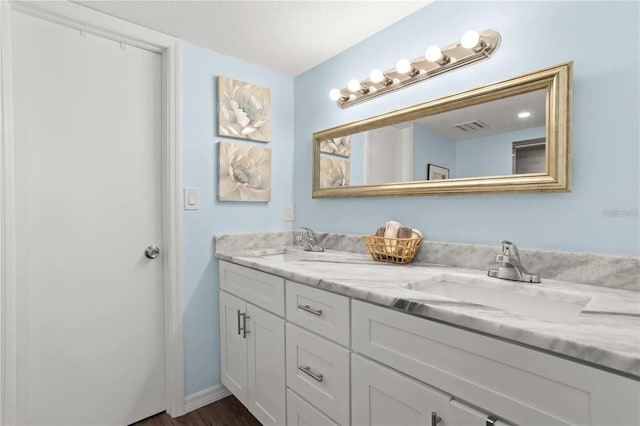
[299,226,317,240]
[498,239,520,258]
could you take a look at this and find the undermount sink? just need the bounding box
[409,273,591,321]
[239,247,370,264]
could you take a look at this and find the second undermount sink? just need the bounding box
[409,273,591,321]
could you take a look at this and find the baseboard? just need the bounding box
[184,384,232,413]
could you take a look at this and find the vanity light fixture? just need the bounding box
[396,59,419,76]
[369,69,393,86]
[425,45,450,65]
[328,29,501,108]
[329,88,343,101]
[348,79,362,92]
[461,30,482,50]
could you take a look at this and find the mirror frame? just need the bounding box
[312,62,572,198]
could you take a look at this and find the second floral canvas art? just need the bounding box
[218,142,271,202]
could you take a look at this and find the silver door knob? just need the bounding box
[145,246,160,259]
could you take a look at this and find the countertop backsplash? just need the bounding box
[214,231,639,292]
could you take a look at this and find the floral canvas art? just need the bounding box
[319,136,351,157]
[218,76,270,142]
[319,156,350,188]
[218,142,271,202]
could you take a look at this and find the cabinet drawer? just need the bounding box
[449,400,513,426]
[286,323,350,426]
[352,300,640,426]
[219,261,285,316]
[286,281,350,346]
[287,389,339,426]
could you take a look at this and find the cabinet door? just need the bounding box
[352,354,451,426]
[219,291,248,405]
[247,303,286,426]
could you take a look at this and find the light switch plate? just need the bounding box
[184,187,199,210]
[284,202,294,221]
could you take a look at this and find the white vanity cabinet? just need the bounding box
[352,300,640,426]
[219,261,286,426]
[219,260,640,426]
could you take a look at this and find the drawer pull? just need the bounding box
[431,412,442,426]
[298,304,323,316]
[298,365,324,382]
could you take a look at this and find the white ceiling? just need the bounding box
[414,90,547,141]
[74,0,430,76]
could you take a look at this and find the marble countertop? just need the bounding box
[215,246,640,379]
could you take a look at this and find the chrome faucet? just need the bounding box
[296,227,325,252]
[488,240,540,283]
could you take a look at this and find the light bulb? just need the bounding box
[370,69,384,83]
[518,111,531,119]
[461,30,480,49]
[396,59,413,74]
[425,46,443,62]
[329,88,342,101]
[348,79,361,92]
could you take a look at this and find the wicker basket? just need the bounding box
[363,234,423,264]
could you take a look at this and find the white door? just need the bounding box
[246,303,285,426]
[12,11,165,425]
[352,354,451,426]
[364,125,413,184]
[219,291,248,405]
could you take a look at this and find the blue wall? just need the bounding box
[293,1,639,256]
[181,42,294,395]
[180,0,639,398]
[413,125,457,180]
[456,126,545,178]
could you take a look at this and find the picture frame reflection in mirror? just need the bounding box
[427,163,450,180]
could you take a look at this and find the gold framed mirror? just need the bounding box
[312,62,572,198]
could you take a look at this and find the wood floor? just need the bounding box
[132,396,262,426]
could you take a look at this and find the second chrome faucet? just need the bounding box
[488,240,541,283]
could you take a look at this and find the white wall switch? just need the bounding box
[184,187,199,210]
[284,202,294,221]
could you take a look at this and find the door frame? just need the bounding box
[0,1,185,423]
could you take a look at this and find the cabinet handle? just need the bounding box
[297,304,323,316]
[431,412,441,426]
[237,310,242,335]
[298,365,324,382]
[243,314,250,339]
[486,415,498,425]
